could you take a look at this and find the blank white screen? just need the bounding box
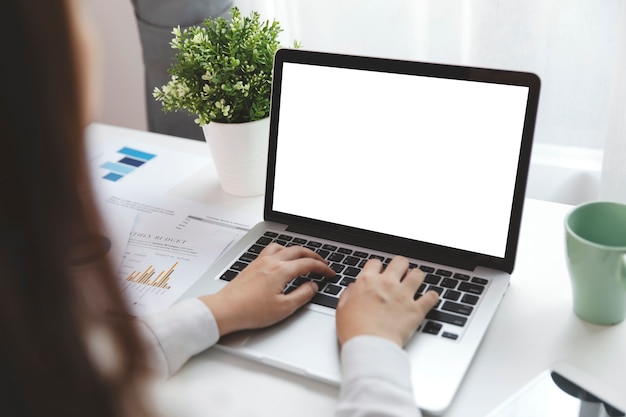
[272,62,529,258]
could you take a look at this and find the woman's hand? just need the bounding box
[336,256,439,347]
[199,243,335,336]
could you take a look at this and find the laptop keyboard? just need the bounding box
[219,230,490,341]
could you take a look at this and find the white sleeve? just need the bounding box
[336,336,422,417]
[135,298,220,378]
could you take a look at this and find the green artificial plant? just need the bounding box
[153,7,299,125]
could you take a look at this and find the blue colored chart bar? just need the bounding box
[118,157,146,167]
[101,161,134,175]
[103,172,124,182]
[118,147,156,161]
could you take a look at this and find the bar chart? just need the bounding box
[125,261,178,290]
[101,147,156,182]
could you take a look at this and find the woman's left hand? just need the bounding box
[199,243,335,336]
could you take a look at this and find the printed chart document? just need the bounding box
[87,134,209,193]
[119,215,235,315]
[100,189,255,316]
[86,132,258,315]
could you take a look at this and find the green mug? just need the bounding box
[565,201,626,325]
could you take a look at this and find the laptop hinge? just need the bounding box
[286,224,478,272]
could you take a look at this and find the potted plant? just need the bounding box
[153,7,299,196]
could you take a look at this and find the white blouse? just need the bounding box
[136,298,422,417]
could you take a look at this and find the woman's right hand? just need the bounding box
[335,256,439,347]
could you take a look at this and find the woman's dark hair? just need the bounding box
[0,1,149,416]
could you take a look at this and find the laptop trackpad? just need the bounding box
[242,308,341,383]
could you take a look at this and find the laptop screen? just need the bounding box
[269,51,537,264]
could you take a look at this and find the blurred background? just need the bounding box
[92,0,626,205]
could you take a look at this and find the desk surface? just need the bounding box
[88,124,626,417]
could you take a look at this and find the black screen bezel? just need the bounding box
[264,49,541,273]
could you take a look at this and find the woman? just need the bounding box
[0,1,438,417]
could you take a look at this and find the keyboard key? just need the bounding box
[328,252,345,262]
[323,284,342,296]
[278,234,293,241]
[230,261,248,271]
[339,277,356,286]
[325,274,341,284]
[353,251,368,258]
[424,274,441,285]
[442,301,474,316]
[441,278,459,289]
[459,282,485,295]
[256,236,273,246]
[248,244,265,254]
[414,286,426,300]
[443,290,461,301]
[307,241,322,248]
[293,237,307,245]
[306,272,323,280]
[343,256,360,266]
[436,269,452,277]
[330,263,345,274]
[442,332,459,340]
[322,244,337,251]
[338,247,353,254]
[344,267,361,277]
[419,265,435,273]
[263,231,278,238]
[291,276,310,287]
[428,285,445,295]
[238,252,257,263]
[316,249,330,259]
[219,270,239,281]
[426,310,468,327]
[423,321,442,335]
[311,292,339,309]
[461,294,479,305]
[453,273,470,281]
[472,277,489,286]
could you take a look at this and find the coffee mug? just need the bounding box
[565,201,626,325]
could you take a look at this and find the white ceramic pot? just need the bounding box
[201,117,270,197]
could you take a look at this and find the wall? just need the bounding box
[91,0,147,130]
[527,144,601,206]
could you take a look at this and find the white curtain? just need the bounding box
[236,0,626,202]
[601,3,626,203]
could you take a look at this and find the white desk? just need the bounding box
[88,123,626,417]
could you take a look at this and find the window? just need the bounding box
[237,0,626,202]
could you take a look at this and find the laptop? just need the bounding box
[181,49,541,415]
